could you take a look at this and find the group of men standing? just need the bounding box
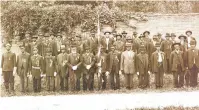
[1,29,199,93]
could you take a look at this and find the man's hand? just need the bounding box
[13,67,17,75]
[105,71,109,76]
[148,71,151,74]
[54,72,57,76]
[137,72,139,75]
[41,74,46,77]
[97,63,101,67]
[86,65,91,70]
[119,70,122,75]
[72,65,78,70]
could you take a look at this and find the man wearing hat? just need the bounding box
[160,33,172,74]
[178,34,188,52]
[56,32,62,54]
[143,31,150,39]
[86,31,99,55]
[113,33,125,52]
[1,43,16,93]
[107,45,121,90]
[185,30,196,48]
[43,48,56,91]
[170,33,176,51]
[57,45,68,91]
[37,32,44,56]
[121,31,128,42]
[81,46,96,91]
[184,40,199,87]
[151,42,167,88]
[30,47,43,92]
[67,45,82,91]
[170,40,185,88]
[16,44,30,92]
[135,44,149,89]
[30,35,39,56]
[120,43,136,89]
[95,46,108,90]
[157,33,164,43]
[23,31,32,54]
[100,31,114,53]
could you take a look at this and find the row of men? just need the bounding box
[1,30,199,93]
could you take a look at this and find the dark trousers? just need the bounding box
[185,64,198,87]
[33,77,41,92]
[155,64,164,88]
[3,71,14,92]
[60,76,68,91]
[138,72,148,88]
[76,74,81,91]
[83,72,94,91]
[166,59,171,74]
[173,65,184,88]
[98,72,107,90]
[46,76,55,91]
[125,74,133,89]
[109,67,120,90]
[19,69,28,92]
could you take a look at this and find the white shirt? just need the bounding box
[187,37,191,48]
[106,38,109,50]
[158,52,163,62]
[193,49,196,64]
[128,51,131,57]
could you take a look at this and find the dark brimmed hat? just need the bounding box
[104,31,111,35]
[143,31,150,35]
[172,40,181,47]
[171,33,176,37]
[122,31,127,34]
[32,35,38,39]
[185,30,192,35]
[165,33,171,37]
[157,33,162,36]
[133,32,138,35]
[178,34,187,39]
[56,32,62,37]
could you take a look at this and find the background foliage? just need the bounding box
[1,1,199,39]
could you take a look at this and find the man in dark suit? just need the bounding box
[113,33,125,53]
[87,31,99,55]
[160,33,172,74]
[100,31,114,53]
[95,46,108,90]
[151,42,167,88]
[184,40,199,87]
[136,44,149,89]
[185,30,197,49]
[81,46,96,91]
[67,45,82,91]
[43,48,56,91]
[16,44,30,92]
[1,43,16,93]
[108,45,121,90]
[23,31,32,54]
[57,45,68,91]
[170,40,185,88]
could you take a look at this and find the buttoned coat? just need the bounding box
[108,51,121,73]
[57,53,68,77]
[16,52,30,76]
[151,51,167,73]
[81,52,96,73]
[184,48,199,69]
[160,40,172,59]
[95,52,108,73]
[100,37,114,51]
[1,51,16,72]
[170,50,185,72]
[136,53,149,74]
[120,50,136,74]
[43,56,56,76]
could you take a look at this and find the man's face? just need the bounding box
[187,32,191,36]
[144,33,149,37]
[25,33,30,38]
[111,47,115,52]
[61,49,65,53]
[91,34,95,38]
[180,37,185,41]
[166,37,170,40]
[21,47,25,53]
[71,48,77,53]
[33,49,38,54]
[175,45,180,50]
[6,45,11,51]
[122,34,127,37]
[171,36,175,40]
[105,33,110,38]
[116,36,121,41]
[86,49,90,53]
[126,46,131,51]
[156,47,160,51]
[190,45,196,49]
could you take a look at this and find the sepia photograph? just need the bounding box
[0,0,199,110]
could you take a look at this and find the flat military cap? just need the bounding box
[185,30,192,35]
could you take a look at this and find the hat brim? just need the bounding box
[178,36,187,39]
[104,32,111,35]
[186,31,192,35]
[143,31,150,35]
[172,43,181,47]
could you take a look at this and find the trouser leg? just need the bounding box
[173,72,178,88]
[190,65,198,87]
[110,72,115,90]
[129,74,133,89]
[102,73,107,90]
[83,73,88,91]
[76,74,81,91]
[46,77,50,91]
[125,74,129,89]
[178,66,184,88]
[88,72,94,91]
[33,77,37,92]
[3,71,11,92]
[37,77,41,92]
[64,76,68,91]
[20,75,25,92]
[115,72,120,89]
[185,70,190,87]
